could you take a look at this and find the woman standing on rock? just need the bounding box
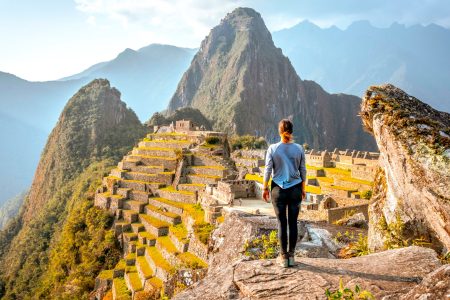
[263,119,306,268]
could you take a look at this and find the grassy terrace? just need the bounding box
[146,246,175,273]
[157,236,179,254]
[139,231,156,241]
[324,167,351,176]
[178,252,208,269]
[137,146,174,152]
[120,179,164,185]
[127,272,143,291]
[159,186,195,196]
[146,204,180,219]
[126,265,137,273]
[145,138,190,144]
[317,176,334,183]
[129,154,177,161]
[190,165,225,170]
[329,185,358,191]
[115,259,127,270]
[98,269,114,280]
[340,176,373,186]
[245,173,263,184]
[126,253,136,260]
[113,278,131,300]
[148,132,187,136]
[179,183,206,187]
[139,214,170,228]
[147,277,163,289]
[136,256,153,279]
[188,174,221,179]
[305,185,322,194]
[169,224,188,243]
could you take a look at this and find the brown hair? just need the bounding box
[278,119,293,143]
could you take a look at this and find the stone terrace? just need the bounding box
[93,130,235,299]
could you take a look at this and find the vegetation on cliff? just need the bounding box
[0,79,145,299]
[147,107,213,130]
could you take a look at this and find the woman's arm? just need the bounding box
[299,148,307,200]
[263,147,273,201]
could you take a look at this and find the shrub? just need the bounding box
[325,279,374,300]
[338,233,370,258]
[205,136,221,145]
[244,230,279,260]
[230,135,267,150]
[361,190,372,200]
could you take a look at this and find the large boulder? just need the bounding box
[360,84,450,252]
[175,246,441,299]
[399,264,450,300]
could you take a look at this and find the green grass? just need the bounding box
[113,278,131,300]
[178,183,206,187]
[148,132,187,136]
[139,214,170,228]
[129,154,177,161]
[317,176,334,183]
[188,174,221,179]
[145,204,180,219]
[159,186,195,196]
[147,277,163,289]
[194,222,215,245]
[115,259,127,270]
[190,165,225,170]
[137,146,174,152]
[146,246,175,273]
[178,252,208,269]
[139,231,157,241]
[125,265,137,273]
[169,224,189,243]
[340,176,373,186]
[329,185,358,191]
[145,138,190,144]
[127,272,143,291]
[136,256,153,279]
[97,269,114,280]
[245,173,264,184]
[324,167,351,176]
[157,236,179,254]
[306,165,323,170]
[305,185,321,194]
[126,252,136,260]
[216,215,225,224]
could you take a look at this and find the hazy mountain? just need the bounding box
[272,20,450,112]
[61,44,197,120]
[0,44,195,210]
[0,79,144,298]
[0,190,27,230]
[167,8,376,150]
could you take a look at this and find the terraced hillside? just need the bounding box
[93,131,234,299]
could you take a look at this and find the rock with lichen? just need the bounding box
[360,84,450,252]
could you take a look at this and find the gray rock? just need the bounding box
[174,246,441,300]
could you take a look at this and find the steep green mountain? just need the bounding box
[0,79,146,299]
[167,7,376,150]
[272,20,450,113]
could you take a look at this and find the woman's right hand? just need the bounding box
[263,189,270,202]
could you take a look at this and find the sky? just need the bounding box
[1,0,450,81]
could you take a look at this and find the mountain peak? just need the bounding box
[167,8,376,150]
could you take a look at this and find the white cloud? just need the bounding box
[74,0,244,46]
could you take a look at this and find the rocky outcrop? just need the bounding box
[177,243,441,299]
[361,84,450,252]
[399,264,450,300]
[167,7,376,150]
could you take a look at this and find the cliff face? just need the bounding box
[167,7,376,150]
[360,84,450,252]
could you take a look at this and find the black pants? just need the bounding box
[271,181,302,257]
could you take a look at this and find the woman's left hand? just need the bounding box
[301,190,306,200]
[263,189,270,202]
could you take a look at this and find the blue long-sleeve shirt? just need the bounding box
[263,142,306,189]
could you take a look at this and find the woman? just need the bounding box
[263,119,306,268]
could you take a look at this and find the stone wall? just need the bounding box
[351,164,377,181]
[327,203,369,223]
[188,235,209,262]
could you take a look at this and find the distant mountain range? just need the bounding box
[0,45,194,206]
[272,20,450,112]
[1,19,449,207]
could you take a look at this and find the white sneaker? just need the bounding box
[277,255,289,268]
[288,256,295,267]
